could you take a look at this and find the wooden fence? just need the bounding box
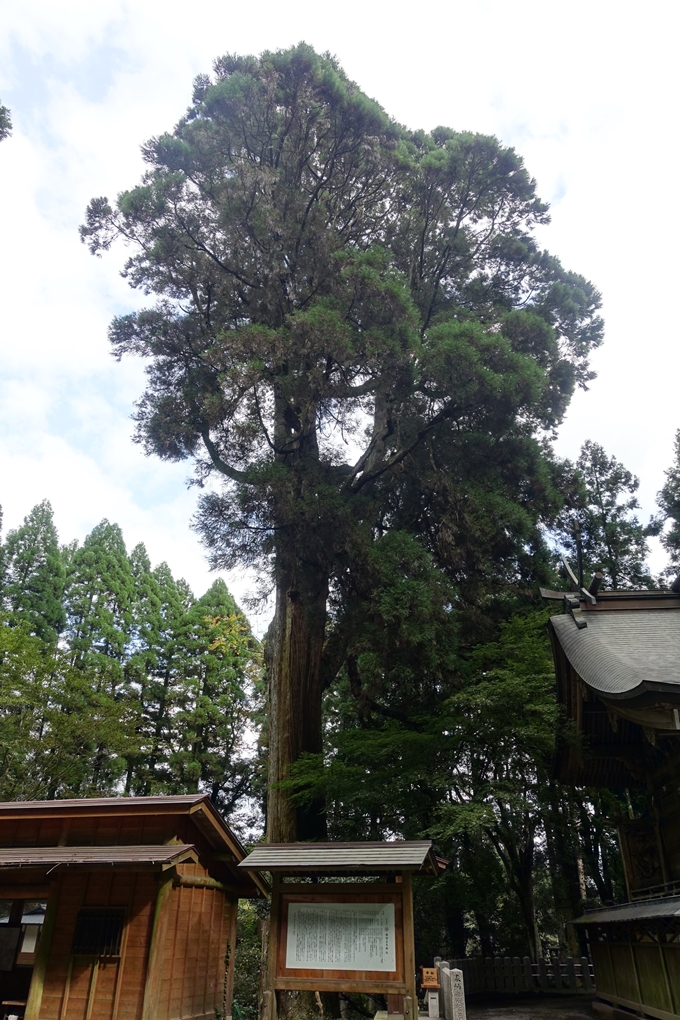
[434,956,595,996]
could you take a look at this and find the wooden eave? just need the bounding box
[0,795,269,898]
[0,844,199,869]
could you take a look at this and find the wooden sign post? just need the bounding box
[420,967,440,1018]
[238,842,445,1020]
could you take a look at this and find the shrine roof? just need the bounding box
[573,895,680,925]
[550,607,680,700]
[0,795,269,896]
[0,844,199,868]
[0,794,208,815]
[239,840,444,875]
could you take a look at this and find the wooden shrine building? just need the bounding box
[0,795,267,1020]
[238,842,445,1020]
[546,585,680,1019]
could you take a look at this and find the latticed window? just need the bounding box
[72,910,124,956]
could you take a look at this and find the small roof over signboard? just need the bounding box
[239,840,444,875]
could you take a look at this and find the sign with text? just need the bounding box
[285,901,396,971]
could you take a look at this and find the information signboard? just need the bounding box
[285,901,396,971]
[239,840,445,1020]
[274,886,405,992]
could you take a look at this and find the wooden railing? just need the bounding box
[434,956,595,996]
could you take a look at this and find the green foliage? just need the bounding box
[80,42,603,614]
[160,580,259,809]
[554,440,655,588]
[0,502,259,819]
[657,429,680,575]
[64,520,135,671]
[0,624,135,799]
[290,604,623,958]
[2,500,65,642]
[0,104,11,143]
[232,901,263,1020]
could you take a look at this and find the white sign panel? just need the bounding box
[285,902,396,971]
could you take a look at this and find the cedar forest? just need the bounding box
[2,45,680,988]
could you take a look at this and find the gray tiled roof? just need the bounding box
[551,611,680,698]
[0,844,198,867]
[573,895,680,924]
[0,794,207,812]
[239,841,441,873]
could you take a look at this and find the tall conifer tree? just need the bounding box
[657,429,680,575]
[125,554,190,794]
[2,500,66,642]
[81,45,603,839]
[0,104,11,143]
[555,440,655,588]
[169,579,257,812]
[64,520,135,674]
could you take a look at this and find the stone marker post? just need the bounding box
[451,969,466,1020]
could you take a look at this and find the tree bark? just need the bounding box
[488,817,541,961]
[266,541,329,842]
[544,783,583,956]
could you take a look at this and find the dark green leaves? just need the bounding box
[0,104,11,143]
[554,440,655,589]
[2,500,65,643]
[656,429,680,575]
[0,504,258,813]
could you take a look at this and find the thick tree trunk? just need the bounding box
[544,784,583,956]
[266,544,329,843]
[490,819,541,961]
[517,876,541,963]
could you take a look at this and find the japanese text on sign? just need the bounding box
[285,902,396,972]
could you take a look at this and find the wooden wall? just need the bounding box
[591,936,680,1018]
[40,870,156,1020]
[657,754,680,884]
[158,863,235,1020]
[0,813,217,861]
[0,811,239,1020]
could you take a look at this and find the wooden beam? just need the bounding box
[0,885,51,899]
[141,873,174,1020]
[401,873,416,1020]
[174,874,236,894]
[264,876,281,1020]
[84,959,100,1020]
[275,882,402,895]
[224,895,238,1018]
[24,880,60,1020]
[274,979,408,994]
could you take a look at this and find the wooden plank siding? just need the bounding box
[38,871,156,1020]
[159,863,232,1020]
[657,759,680,884]
[0,813,216,861]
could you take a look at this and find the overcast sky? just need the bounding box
[0,0,678,627]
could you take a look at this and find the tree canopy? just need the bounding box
[0,104,11,143]
[553,439,656,589]
[656,429,680,577]
[0,501,259,817]
[82,43,603,841]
